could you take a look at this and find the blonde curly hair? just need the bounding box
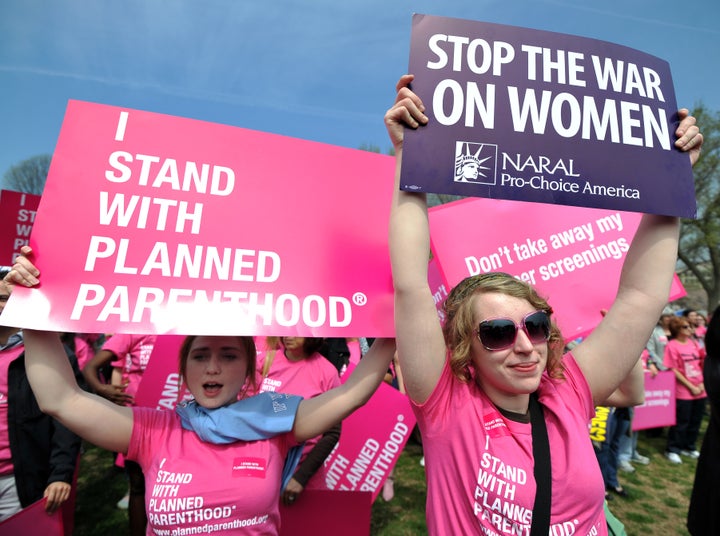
[442,272,565,382]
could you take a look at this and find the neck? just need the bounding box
[284,349,306,362]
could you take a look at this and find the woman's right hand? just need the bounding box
[4,245,40,289]
[384,74,428,151]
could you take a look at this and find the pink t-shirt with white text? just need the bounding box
[128,407,294,536]
[258,350,340,489]
[103,334,156,400]
[414,352,606,536]
[663,338,706,400]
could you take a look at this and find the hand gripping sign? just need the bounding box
[0,101,395,336]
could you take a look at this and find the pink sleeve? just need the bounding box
[101,334,132,367]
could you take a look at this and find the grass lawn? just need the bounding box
[74,427,701,535]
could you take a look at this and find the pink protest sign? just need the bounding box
[633,370,676,430]
[0,189,41,265]
[323,365,416,502]
[1,101,395,336]
[429,198,686,342]
[0,498,63,536]
[133,335,192,409]
[279,490,371,536]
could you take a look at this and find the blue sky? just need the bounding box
[1,0,718,185]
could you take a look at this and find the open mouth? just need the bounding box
[203,382,223,395]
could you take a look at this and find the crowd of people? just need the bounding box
[0,72,714,536]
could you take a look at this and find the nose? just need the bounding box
[205,354,221,374]
[513,327,535,354]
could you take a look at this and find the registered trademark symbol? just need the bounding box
[352,292,367,306]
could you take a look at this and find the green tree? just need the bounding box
[2,154,51,195]
[677,104,720,310]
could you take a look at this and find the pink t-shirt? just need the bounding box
[663,338,706,400]
[258,350,340,489]
[413,352,606,536]
[128,407,294,536]
[73,336,93,370]
[0,345,24,475]
[103,334,156,399]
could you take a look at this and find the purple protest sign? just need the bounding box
[401,14,696,218]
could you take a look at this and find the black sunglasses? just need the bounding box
[476,310,551,351]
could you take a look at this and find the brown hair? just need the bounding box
[301,337,325,356]
[442,273,565,382]
[179,335,258,397]
[668,316,690,339]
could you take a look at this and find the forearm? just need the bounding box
[336,338,396,410]
[617,214,679,318]
[389,151,431,292]
[294,339,395,442]
[24,330,86,416]
[292,423,341,487]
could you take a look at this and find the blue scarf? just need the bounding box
[176,392,305,490]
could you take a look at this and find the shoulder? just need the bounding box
[132,406,177,430]
[540,353,593,420]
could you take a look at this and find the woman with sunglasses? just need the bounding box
[385,74,703,536]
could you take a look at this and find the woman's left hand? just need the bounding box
[675,109,703,166]
[282,478,304,506]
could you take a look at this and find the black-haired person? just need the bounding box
[688,305,720,535]
[258,336,341,505]
[0,274,82,526]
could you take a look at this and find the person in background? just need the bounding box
[381,351,405,502]
[616,349,652,474]
[60,333,94,370]
[82,333,156,534]
[688,305,720,535]
[664,316,707,464]
[693,311,708,341]
[683,309,705,348]
[258,336,341,505]
[0,272,82,528]
[646,307,674,374]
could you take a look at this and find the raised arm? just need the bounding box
[292,338,395,442]
[385,74,447,404]
[574,110,703,404]
[600,357,645,408]
[5,247,133,454]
